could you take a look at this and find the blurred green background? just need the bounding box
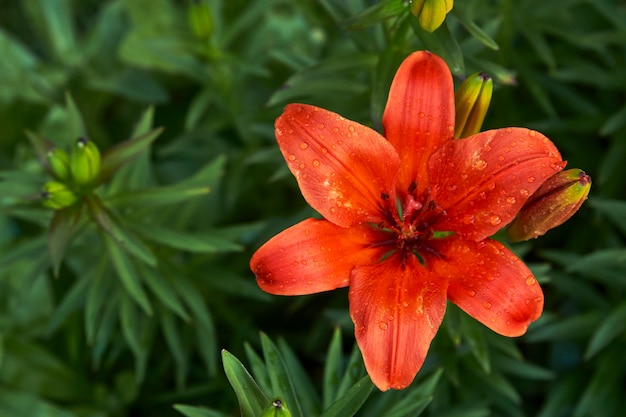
[1,0,625,416]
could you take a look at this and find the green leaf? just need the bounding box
[336,344,367,399]
[323,327,343,408]
[319,376,374,417]
[161,308,188,388]
[86,194,157,266]
[277,339,320,417]
[342,0,406,31]
[128,221,242,253]
[410,16,464,75]
[45,272,92,335]
[103,232,153,316]
[0,235,47,269]
[460,313,490,374]
[137,263,190,321]
[260,333,303,417]
[222,350,269,417]
[84,258,112,344]
[451,9,499,50]
[244,343,272,395]
[174,405,230,417]
[589,198,626,235]
[384,369,442,417]
[0,387,77,417]
[98,127,164,184]
[65,92,86,140]
[48,203,83,276]
[585,302,626,359]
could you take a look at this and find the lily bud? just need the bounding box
[507,169,591,242]
[410,0,454,33]
[188,0,214,40]
[41,181,78,209]
[454,72,493,139]
[260,398,291,417]
[46,147,71,181]
[70,137,101,186]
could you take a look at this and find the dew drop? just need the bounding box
[300,142,309,150]
[534,296,543,303]
[469,290,476,297]
[312,159,320,167]
[299,163,306,169]
[321,147,328,153]
[287,154,296,161]
[329,207,337,213]
[519,188,529,196]
[527,176,535,183]
[483,302,492,309]
[306,280,313,285]
[525,299,530,305]
[479,191,487,199]
[292,261,299,266]
[462,214,475,225]
[489,215,502,226]
[487,275,495,282]
[474,159,488,170]
[487,182,496,191]
[301,260,308,265]
[528,130,536,137]
[418,112,425,118]
[526,276,536,286]
[402,301,409,308]
[379,321,388,330]
[506,196,517,204]
[447,184,457,191]
[506,128,512,133]
[510,141,517,147]
[318,123,325,130]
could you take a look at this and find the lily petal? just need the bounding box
[251,218,388,295]
[349,254,447,391]
[427,237,543,336]
[276,104,400,228]
[382,51,455,197]
[429,128,565,241]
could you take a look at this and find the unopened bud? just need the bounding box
[46,147,71,181]
[410,0,454,33]
[188,0,214,40]
[454,72,493,139]
[507,169,591,242]
[70,137,101,186]
[41,181,78,209]
[260,398,291,417]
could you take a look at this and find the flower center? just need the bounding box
[376,182,449,266]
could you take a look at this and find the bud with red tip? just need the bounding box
[410,0,454,33]
[454,72,493,139]
[507,169,591,242]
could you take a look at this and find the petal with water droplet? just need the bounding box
[429,127,565,241]
[349,253,448,391]
[427,237,543,337]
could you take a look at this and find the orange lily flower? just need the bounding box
[250,51,566,391]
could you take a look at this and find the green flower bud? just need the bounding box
[507,169,591,242]
[410,0,453,33]
[46,147,71,181]
[188,0,214,40]
[70,137,101,186]
[260,398,291,417]
[41,181,78,209]
[454,72,493,139]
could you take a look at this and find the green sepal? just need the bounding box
[48,202,83,277]
[260,398,292,417]
[41,181,78,209]
[70,137,101,186]
[222,350,269,417]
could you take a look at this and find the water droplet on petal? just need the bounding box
[329,207,337,214]
[489,215,502,226]
[318,123,325,130]
[312,159,320,167]
[321,147,328,153]
[526,276,536,286]
[534,296,543,303]
[379,321,388,330]
[507,196,517,204]
[520,188,529,196]
[418,112,425,118]
[447,184,457,191]
[300,142,309,150]
[287,154,296,161]
[483,302,492,309]
[528,130,536,137]
[487,182,496,191]
[527,176,535,183]
[487,275,495,282]
[469,290,476,297]
[474,159,488,170]
[462,214,475,225]
[299,163,306,169]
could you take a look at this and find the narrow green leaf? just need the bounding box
[65,92,86,140]
[98,127,164,184]
[46,272,91,335]
[137,263,190,321]
[323,328,343,408]
[451,9,499,50]
[106,184,211,208]
[25,130,54,171]
[222,350,269,417]
[260,333,303,417]
[85,259,111,344]
[319,376,374,417]
[0,235,47,269]
[48,203,83,276]
[384,369,443,417]
[589,198,626,235]
[460,313,490,374]
[410,17,464,75]
[342,0,406,30]
[91,291,121,368]
[104,233,153,315]
[585,302,626,359]
[120,293,143,357]
[128,221,242,253]
[161,308,188,388]
[497,355,554,380]
[336,344,367,399]
[174,404,230,417]
[86,194,157,266]
[244,342,272,395]
[277,339,320,417]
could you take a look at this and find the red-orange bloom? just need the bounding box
[250,51,566,391]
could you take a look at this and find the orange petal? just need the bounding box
[349,254,448,391]
[429,128,565,241]
[427,237,543,336]
[382,51,455,197]
[275,104,400,228]
[251,218,388,295]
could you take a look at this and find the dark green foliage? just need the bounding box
[0,0,625,416]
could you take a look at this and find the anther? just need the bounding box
[381,192,389,200]
[408,181,417,194]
